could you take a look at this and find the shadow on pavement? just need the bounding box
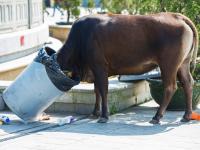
[47,105,200,136]
[1,104,200,138]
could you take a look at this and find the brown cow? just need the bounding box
[57,12,199,124]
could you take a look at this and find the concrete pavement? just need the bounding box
[1,100,200,150]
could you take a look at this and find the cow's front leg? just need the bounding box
[92,66,109,123]
[98,90,109,123]
[90,85,101,118]
[97,75,108,123]
[150,70,177,124]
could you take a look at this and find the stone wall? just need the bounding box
[0,0,49,63]
[0,0,43,33]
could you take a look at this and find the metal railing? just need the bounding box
[0,0,43,34]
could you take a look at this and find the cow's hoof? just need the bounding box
[97,117,108,123]
[149,119,160,124]
[181,113,192,122]
[89,111,101,119]
[89,114,99,119]
[180,118,190,122]
[180,117,191,122]
[93,110,101,117]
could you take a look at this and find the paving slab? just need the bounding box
[0,111,86,143]
[0,101,200,150]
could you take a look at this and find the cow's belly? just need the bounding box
[108,61,158,76]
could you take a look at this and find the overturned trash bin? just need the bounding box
[2,47,80,123]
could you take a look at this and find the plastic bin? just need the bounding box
[2,47,79,123]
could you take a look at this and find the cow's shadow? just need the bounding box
[51,105,200,136]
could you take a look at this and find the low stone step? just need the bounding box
[46,78,152,115]
[0,78,152,115]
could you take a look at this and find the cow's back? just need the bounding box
[66,13,192,76]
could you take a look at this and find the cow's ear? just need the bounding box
[45,46,56,56]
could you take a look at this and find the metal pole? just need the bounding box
[27,0,32,29]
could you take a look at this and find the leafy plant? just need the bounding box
[87,0,95,14]
[192,62,200,81]
[110,103,117,115]
[61,0,81,24]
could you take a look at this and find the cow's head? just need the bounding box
[56,43,92,83]
[56,41,96,83]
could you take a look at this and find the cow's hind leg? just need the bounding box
[150,66,178,124]
[177,59,193,122]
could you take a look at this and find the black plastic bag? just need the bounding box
[34,47,80,91]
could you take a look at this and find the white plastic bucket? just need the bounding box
[2,47,79,123]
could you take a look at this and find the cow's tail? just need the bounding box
[176,13,199,72]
